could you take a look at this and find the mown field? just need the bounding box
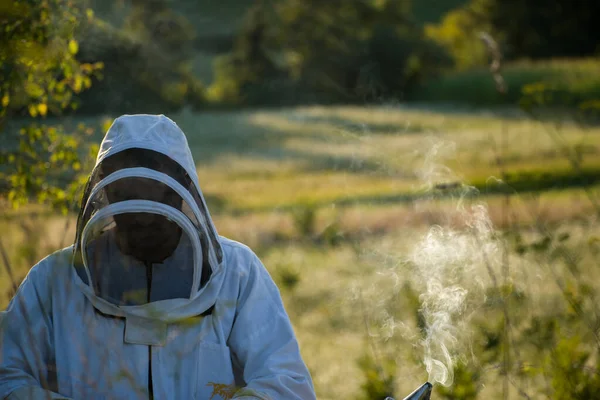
[3,105,600,399]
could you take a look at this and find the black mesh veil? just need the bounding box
[73,148,217,306]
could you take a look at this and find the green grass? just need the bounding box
[176,105,600,212]
[4,105,600,399]
[413,58,600,107]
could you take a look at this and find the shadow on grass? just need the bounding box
[222,166,600,215]
[175,109,409,176]
[177,105,597,178]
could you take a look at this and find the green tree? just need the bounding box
[75,1,205,114]
[209,0,449,104]
[0,0,102,210]
[428,0,600,64]
[486,0,600,60]
[424,0,491,70]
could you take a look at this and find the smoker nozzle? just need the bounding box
[402,382,432,400]
[385,382,433,400]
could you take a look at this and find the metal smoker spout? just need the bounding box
[385,382,433,400]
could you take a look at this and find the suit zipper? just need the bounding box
[146,262,154,400]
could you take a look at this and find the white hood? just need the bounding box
[72,114,225,321]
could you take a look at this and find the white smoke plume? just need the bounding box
[347,133,501,391]
[409,139,499,387]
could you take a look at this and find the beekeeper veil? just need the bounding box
[73,115,223,309]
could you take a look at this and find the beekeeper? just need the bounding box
[0,114,316,400]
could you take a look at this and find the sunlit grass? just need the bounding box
[199,170,416,211]
[176,105,600,212]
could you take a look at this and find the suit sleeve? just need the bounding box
[227,254,316,400]
[0,260,71,400]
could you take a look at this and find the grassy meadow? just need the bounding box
[3,105,600,399]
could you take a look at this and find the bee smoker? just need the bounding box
[385,382,432,400]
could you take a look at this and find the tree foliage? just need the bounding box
[486,0,600,60]
[209,0,450,105]
[75,0,205,114]
[0,0,101,211]
[427,0,600,68]
[0,0,102,118]
[424,0,491,70]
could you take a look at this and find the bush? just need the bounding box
[357,353,396,400]
[318,221,345,247]
[275,263,301,292]
[436,361,481,400]
[548,336,600,400]
[292,206,317,239]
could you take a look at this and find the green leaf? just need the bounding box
[28,104,38,117]
[37,103,48,116]
[68,39,79,55]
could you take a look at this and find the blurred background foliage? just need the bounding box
[0,0,101,211]
[208,0,451,105]
[3,0,599,116]
[1,0,600,399]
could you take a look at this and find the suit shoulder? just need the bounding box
[7,246,73,309]
[219,236,258,260]
[27,246,74,281]
[218,236,264,277]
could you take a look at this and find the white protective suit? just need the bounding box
[0,115,316,400]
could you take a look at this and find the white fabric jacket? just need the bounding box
[0,115,316,400]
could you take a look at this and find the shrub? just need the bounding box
[357,353,396,400]
[275,263,301,292]
[436,361,481,400]
[292,206,317,239]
